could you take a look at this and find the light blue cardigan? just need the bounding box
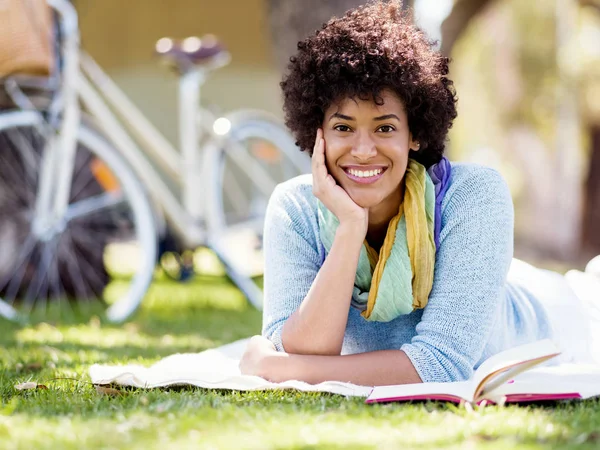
[261,163,587,383]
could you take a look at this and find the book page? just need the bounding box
[366,380,474,404]
[485,363,600,403]
[471,339,560,400]
[367,340,562,404]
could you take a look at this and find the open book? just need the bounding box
[367,340,600,405]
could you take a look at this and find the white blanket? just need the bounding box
[89,338,373,397]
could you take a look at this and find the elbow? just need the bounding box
[284,343,342,356]
[281,322,343,356]
[402,341,473,383]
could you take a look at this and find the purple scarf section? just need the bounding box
[426,157,452,250]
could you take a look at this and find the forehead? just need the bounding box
[327,89,405,114]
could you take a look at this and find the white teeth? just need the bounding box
[348,169,382,178]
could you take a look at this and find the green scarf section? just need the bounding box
[317,159,436,322]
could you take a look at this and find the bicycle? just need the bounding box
[0,0,310,323]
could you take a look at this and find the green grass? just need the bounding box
[2,275,600,449]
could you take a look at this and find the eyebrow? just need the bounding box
[329,112,354,121]
[373,114,400,121]
[328,112,401,122]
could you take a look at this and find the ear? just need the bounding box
[409,133,420,151]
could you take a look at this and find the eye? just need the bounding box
[377,125,395,133]
[334,124,352,132]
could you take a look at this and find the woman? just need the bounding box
[239,0,600,386]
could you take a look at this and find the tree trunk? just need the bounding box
[581,125,600,258]
[580,0,600,259]
[439,0,496,57]
[266,0,415,72]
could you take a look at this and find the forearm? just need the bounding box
[281,224,364,355]
[266,350,422,386]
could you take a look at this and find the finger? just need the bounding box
[312,130,326,178]
[316,130,326,166]
[315,137,328,180]
[325,174,337,188]
[312,128,322,166]
[318,135,325,163]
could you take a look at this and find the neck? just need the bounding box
[366,181,404,250]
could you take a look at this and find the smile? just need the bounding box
[342,167,387,184]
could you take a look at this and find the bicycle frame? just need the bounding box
[34,0,223,247]
[76,54,209,246]
[34,0,300,251]
[0,0,307,315]
[76,49,286,248]
[32,0,80,240]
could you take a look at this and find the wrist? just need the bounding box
[262,352,288,382]
[336,222,367,242]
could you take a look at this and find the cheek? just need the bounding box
[323,139,342,169]
[393,147,410,168]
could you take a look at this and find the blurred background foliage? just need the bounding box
[74,0,600,268]
[445,0,600,267]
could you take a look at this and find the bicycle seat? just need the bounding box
[155,35,231,73]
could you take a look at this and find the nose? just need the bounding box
[350,130,377,161]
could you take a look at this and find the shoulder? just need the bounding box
[266,174,319,234]
[437,162,514,247]
[272,173,314,198]
[442,162,513,216]
[269,174,316,214]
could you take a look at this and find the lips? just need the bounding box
[341,166,388,185]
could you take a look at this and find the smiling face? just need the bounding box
[322,89,419,216]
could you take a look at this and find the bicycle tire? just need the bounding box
[203,110,309,309]
[0,109,157,323]
[206,110,309,231]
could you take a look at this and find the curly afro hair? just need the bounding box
[280,0,458,168]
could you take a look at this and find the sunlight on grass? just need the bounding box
[1,389,598,449]
[105,244,228,279]
[15,323,218,354]
[2,264,600,449]
[141,277,250,312]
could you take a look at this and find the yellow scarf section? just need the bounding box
[362,159,436,319]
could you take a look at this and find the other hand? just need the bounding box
[239,335,279,380]
[312,128,368,234]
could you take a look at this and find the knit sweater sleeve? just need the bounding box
[400,166,515,383]
[261,177,323,351]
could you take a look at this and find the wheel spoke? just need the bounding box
[0,117,156,323]
[22,240,55,315]
[70,158,91,195]
[65,191,125,222]
[62,231,97,301]
[66,229,108,296]
[68,226,109,251]
[67,232,107,318]
[70,155,98,201]
[6,127,41,193]
[48,235,75,320]
[2,129,38,205]
[226,140,278,197]
[222,161,250,221]
[0,150,31,206]
[0,234,37,305]
[0,221,28,250]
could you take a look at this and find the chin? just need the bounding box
[348,192,380,209]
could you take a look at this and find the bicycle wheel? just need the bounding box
[203,110,309,307]
[207,109,309,228]
[0,110,157,323]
